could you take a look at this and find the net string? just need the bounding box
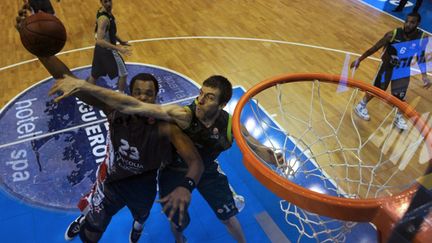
[241,78,427,242]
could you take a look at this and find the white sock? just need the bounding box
[396,111,404,119]
[133,221,144,231]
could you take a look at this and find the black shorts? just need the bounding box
[84,170,158,233]
[91,45,128,80]
[158,163,239,224]
[373,62,410,100]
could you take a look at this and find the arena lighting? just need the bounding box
[308,184,327,194]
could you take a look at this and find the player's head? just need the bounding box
[195,75,232,119]
[100,0,112,12]
[404,12,421,34]
[129,73,159,104]
[202,75,233,106]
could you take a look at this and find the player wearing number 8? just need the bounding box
[350,12,431,130]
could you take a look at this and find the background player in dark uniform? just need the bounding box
[88,0,130,92]
[51,75,284,243]
[350,12,430,130]
[392,0,423,13]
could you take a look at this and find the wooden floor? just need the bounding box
[1,0,430,111]
[1,0,431,225]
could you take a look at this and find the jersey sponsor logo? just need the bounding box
[116,155,145,173]
[0,63,199,210]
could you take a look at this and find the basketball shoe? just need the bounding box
[64,214,85,241]
[354,102,370,121]
[234,194,245,212]
[394,112,408,130]
[129,220,144,243]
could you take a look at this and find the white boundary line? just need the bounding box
[0,36,381,73]
[0,118,107,149]
[5,36,429,78]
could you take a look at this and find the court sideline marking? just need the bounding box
[1,36,379,72]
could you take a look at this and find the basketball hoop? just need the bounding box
[232,73,432,242]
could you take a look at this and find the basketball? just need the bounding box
[19,12,67,57]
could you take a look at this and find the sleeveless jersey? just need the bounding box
[105,111,170,182]
[383,28,427,80]
[169,100,233,170]
[95,9,117,44]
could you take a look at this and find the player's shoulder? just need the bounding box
[97,9,110,19]
[419,29,429,38]
[218,109,231,122]
[384,29,398,39]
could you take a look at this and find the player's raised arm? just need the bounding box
[15,10,111,112]
[241,125,283,166]
[15,6,68,79]
[49,75,193,128]
[38,56,75,79]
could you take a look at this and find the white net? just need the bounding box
[280,200,356,243]
[239,78,431,242]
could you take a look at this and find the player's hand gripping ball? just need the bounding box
[19,12,67,57]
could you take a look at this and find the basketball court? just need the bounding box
[1,1,431,242]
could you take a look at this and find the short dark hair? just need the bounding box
[202,75,232,105]
[407,12,421,23]
[129,73,159,94]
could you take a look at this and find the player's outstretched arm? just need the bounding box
[38,56,75,79]
[15,7,70,79]
[350,31,393,69]
[14,8,108,111]
[241,125,284,166]
[49,76,192,127]
[159,122,204,225]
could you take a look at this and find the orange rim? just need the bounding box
[232,73,432,223]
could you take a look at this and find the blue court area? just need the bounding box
[0,64,377,242]
[361,0,432,34]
